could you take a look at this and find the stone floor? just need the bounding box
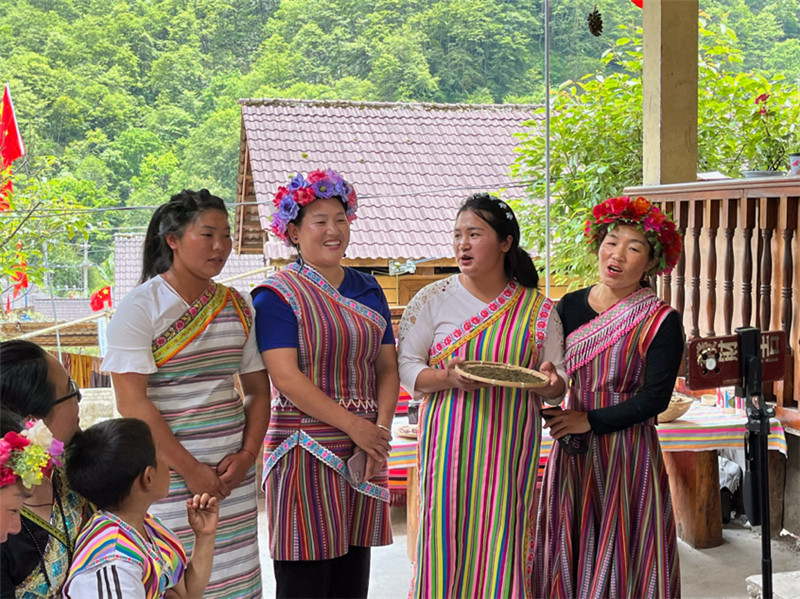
[256,500,800,598]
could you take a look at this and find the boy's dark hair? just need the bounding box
[66,418,157,510]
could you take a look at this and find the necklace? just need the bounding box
[21,519,51,589]
[19,474,74,590]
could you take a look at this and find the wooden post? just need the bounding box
[642,0,699,185]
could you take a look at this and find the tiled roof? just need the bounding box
[236,99,542,261]
[113,235,271,299]
[8,288,95,321]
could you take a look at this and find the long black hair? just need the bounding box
[457,193,539,288]
[140,189,228,283]
[0,340,55,419]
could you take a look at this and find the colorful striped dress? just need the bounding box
[255,263,392,561]
[63,511,186,599]
[1,468,93,599]
[398,276,562,598]
[533,287,681,598]
[103,278,263,599]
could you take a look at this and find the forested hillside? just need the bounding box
[1,0,798,295]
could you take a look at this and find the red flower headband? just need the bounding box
[584,196,682,275]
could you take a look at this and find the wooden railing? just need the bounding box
[625,176,800,432]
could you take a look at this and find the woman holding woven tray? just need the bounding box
[533,196,684,598]
[102,189,269,599]
[0,340,93,598]
[397,193,567,598]
[251,169,398,598]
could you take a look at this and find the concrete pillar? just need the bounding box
[642,0,699,185]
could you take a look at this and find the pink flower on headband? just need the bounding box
[269,169,358,244]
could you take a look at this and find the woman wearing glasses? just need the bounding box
[0,340,94,598]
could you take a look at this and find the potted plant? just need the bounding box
[741,92,799,178]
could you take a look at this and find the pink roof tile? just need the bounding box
[235,99,542,261]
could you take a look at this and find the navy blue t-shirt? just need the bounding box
[252,266,395,352]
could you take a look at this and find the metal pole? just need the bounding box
[544,0,552,297]
[43,241,62,360]
[83,241,89,297]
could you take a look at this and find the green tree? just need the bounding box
[511,16,800,286]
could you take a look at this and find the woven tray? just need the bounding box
[658,393,695,423]
[454,361,548,389]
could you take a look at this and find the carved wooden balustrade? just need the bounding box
[625,176,800,430]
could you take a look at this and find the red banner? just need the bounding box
[1,83,25,167]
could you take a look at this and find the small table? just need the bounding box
[655,403,786,548]
[390,404,787,553]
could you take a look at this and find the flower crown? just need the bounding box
[584,196,682,275]
[270,169,358,244]
[0,419,64,489]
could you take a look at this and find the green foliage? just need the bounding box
[0,157,112,295]
[511,16,800,287]
[1,0,798,297]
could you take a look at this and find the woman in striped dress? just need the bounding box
[398,193,567,598]
[103,189,269,599]
[533,196,684,598]
[252,170,397,598]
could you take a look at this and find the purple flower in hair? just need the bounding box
[326,169,344,184]
[278,195,300,222]
[288,173,307,191]
[332,179,350,199]
[312,179,336,198]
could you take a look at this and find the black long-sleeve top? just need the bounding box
[556,287,684,435]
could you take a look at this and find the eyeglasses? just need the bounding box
[53,378,82,406]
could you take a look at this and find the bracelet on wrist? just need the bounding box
[241,447,257,460]
[376,424,391,433]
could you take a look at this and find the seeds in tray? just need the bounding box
[459,363,546,385]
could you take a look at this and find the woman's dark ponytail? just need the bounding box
[139,189,227,283]
[506,246,539,288]
[457,193,539,289]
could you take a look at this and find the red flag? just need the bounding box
[1,84,25,167]
[90,286,112,311]
[1,83,24,211]
[631,0,643,7]
[11,258,28,298]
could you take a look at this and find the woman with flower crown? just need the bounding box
[101,189,269,599]
[0,340,92,598]
[532,196,684,599]
[398,193,567,598]
[0,409,64,545]
[251,169,397,598]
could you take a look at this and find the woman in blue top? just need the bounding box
[251,169,398,599]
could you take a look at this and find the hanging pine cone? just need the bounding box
[588,5,603,37]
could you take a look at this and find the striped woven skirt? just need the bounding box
[149,379,262,599]
[533,423,680,598]
[413,388,542,598]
